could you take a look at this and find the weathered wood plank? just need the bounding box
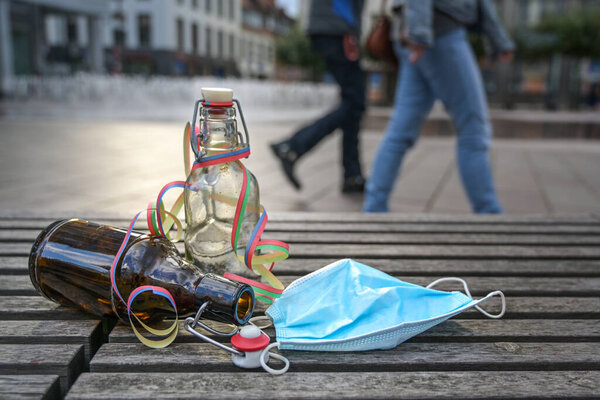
[3,274,599,297]
[89,342,600,373]
[252,258,600,277]
[3,219,600,233]
[70,369,600,399]
[268,212,600,224]
[66,371,600,400]
[0,276,37,296]
[7,240,600,258]
[6,228,600,245]
[0,375,60,400]
[1,295,596,324]
[279,275,600,297]
[0,256,30,274]
[279,244,600,259]
[0,296,97,320]
[0,320,103,363]
[109,319,600,344]
[0,344,84,397]
[265,232,600,245]
[0,243,33,256]
[2,213,598,225]
[266,221,600,234]
[6,256,600,277]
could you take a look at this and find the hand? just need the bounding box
[498,51,514,63]
[407,41,427,64]
[343,34,360,62]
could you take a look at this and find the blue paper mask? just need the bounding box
[266,259,505,351]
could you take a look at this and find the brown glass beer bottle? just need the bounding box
[29,219,254,325]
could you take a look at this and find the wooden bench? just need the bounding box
[0,214,599,399]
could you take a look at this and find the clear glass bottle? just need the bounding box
[185,92,260,277]
[29,219,254,325]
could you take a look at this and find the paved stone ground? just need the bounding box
[1,116,600,216]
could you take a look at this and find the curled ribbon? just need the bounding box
[113,113,289,348]
[110,212,179,348]
[170,120,289,304]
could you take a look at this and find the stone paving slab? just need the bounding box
[1,118,600,215]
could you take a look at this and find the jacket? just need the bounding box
[306,0,365,36]
[393,0,514,53]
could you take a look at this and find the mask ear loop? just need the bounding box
[260,342,289,375]
[426,277,506,319]
[249,316,287,374]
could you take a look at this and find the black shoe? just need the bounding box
[342,176,365,193]
[270,142,301,190]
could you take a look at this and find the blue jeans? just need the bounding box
[363,29,502,214]
[288,35,366,179]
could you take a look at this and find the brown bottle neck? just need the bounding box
[193,274,254,325]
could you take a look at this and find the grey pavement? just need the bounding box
[1,112,600,217]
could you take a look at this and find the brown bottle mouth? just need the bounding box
[235,287,254,325]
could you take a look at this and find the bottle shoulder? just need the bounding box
[186,162,257,188]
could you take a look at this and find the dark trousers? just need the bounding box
[288,35,366,179]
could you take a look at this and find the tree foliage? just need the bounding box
[517,8,600,59]
[275,26,325,76]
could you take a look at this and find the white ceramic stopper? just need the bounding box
[239,325,262,339]
[201,87,233,102]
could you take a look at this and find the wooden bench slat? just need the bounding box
[384,275,591,295]
[0,296,97,320]
[0,344,84,397]
[89,342,600,373]
[6,256,600,277]
[2,213,599,224]
[275,275,599,296]
[65,371,600,400]
[6,229,600,245]
[252,258,600,277]
[0,321,103,363]
[7,241,600,258]
[108,319,600,344]
[267,212,600,224]
[0,375,60,400]
[3,274,599,297]
[279,243,600,259]
[265,232,600,245]
[2,295,596,321]
[266,222,600,234]
[0,257,31,275]
[3,218,600,233]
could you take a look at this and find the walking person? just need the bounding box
[271,0,367,193]
[363,0,514,213]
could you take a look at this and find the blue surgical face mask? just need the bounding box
[265,259,505,352]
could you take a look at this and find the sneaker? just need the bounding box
[342,176,365,193]
[270,142,301,190]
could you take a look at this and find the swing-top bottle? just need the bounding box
[185,88,260,277]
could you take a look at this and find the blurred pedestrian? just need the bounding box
[363,0,514,213]
[270,0,367,193]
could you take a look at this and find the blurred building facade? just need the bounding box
[0,0,107,95]
[0,0,294,96]
[240,0,293,79]
[105,0,241,76]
